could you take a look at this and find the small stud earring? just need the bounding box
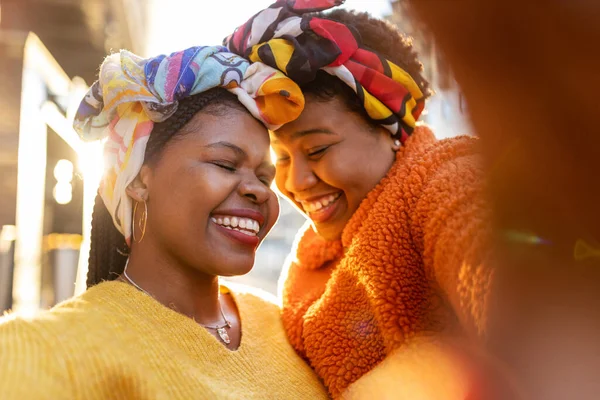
[394,140,401,147]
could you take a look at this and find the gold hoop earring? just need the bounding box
[133,200,147,243]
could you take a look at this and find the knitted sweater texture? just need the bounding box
[0,281,329,399]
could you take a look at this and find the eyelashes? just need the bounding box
[307,146,328,158]
[212,162,236,172]
[306,144,332,161]
[212,162,273,187]
[275,145,331,163]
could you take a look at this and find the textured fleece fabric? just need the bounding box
[280,126,492,397]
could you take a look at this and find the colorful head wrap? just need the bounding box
[73,45,303,244]
[224,0,426,142]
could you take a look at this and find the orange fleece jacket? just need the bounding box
[279,126,492,397]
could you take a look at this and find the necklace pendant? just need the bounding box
[216,327,231,344]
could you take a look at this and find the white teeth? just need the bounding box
[219,225,257,236]
[302,193,341,213]
[211,215,261,234]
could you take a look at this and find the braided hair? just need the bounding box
[86,88,245,288]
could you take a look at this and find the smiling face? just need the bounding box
[137,107,279,277]
[271,96,397,240]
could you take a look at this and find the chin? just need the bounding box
[313,223,343,241]
[217,258,255,277]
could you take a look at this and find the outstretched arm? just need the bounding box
[408,135,491,336]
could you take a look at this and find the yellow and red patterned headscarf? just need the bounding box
[224,0,425,143]
[73,45,303,244]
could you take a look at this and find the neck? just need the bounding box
[123,240,224,326]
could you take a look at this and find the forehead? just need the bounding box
[272,98,347,139]
[174,109,270,152]
[272,94,374,148]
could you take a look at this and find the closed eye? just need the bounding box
[258,163,276,187]
[212,162,236,172]
[259,177,273,186]
[307,146,329,158]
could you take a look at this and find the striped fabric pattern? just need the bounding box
[73,46,304,244]
[224,0,425,142]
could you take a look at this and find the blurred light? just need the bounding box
[574,239,600,261]
[0,225,16,242]
[74,140,105,296]
[41,101,81,152]
[40,98,105,187]
[67,77,88,122]
[77,141,105,186]
[504,230,551,246]
[341,0,392,16]
[145,0,390,56]
[269,146,282,191]
[13,34,76,316]
[23,35,71,107]
[53,159,74,183]
[14,62,48,316]
[53,182,73,205]
[36,81,105,296]
[0,225,17,253]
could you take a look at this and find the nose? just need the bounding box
[238,174,272,204]
[284,158,318,194]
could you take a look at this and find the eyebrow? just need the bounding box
[205,141,275,172]
[287,128,335,140]
[204,141,246,158]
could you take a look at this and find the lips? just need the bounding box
[296,192,343,223]
[299,192,342,213]
[210,208,265,247]
[211,216,260,236]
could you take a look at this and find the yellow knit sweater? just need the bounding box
[0,281,328,399]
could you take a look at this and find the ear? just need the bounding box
[125,165,152,202]
[376,126,400,151]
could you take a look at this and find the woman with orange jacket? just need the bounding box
[226,1,494,398]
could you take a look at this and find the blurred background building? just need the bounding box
[387,0,472,138]
[0,0,468,314]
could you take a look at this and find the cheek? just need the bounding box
[265,192,280,232]
[150,165,233,233]
[317,150,362,191]
[149,176,198,239]
[317,146,389,202]
[275,167,290,196]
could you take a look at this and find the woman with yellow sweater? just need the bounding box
[0,46,328,399]
[226,2,497,398]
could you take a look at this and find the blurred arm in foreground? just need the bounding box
[407,1,600,399]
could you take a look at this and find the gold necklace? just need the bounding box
[121,262,232,344]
